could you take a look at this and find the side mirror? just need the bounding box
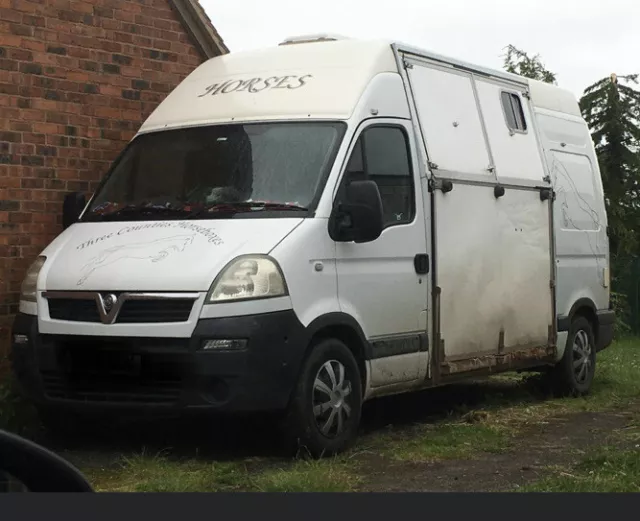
[330,180,384,243]
[62,192,86,229]
[0,429,93,492]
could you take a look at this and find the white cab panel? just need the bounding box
[270,218,340,328]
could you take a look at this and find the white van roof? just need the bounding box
[138,38,580,133]
[138,39,397,132]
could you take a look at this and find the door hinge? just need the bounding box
[522,91,531,99]
[403,59,414,70]
[428,161,439,170]
[429,177,453,193]
[550,279,555,289]
[539,187,554,202]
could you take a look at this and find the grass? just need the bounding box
[521,449,640,492]
[354,338,640,464]
[521,402,640,492]
[85,452,359,492]
[374,422,509,462]
[252,460,359,492]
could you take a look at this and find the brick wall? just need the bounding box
[0,0,210,360]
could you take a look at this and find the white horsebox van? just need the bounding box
[11,35,613,456]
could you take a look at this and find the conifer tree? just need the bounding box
[579,73,640,255]
[502,45,557,84]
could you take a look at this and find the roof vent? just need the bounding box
[279,33,349,46]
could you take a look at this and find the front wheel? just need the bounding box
[282,338,363,458]
[550,316,596,396]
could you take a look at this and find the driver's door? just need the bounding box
[334,119,430,388]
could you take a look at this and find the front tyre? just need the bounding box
[551,316,596,396]
[283,338,362,458]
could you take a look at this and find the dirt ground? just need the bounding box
[357,406,638,492]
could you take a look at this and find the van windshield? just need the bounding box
[82,122,345,221]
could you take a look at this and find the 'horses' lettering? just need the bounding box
[198,74,313,97]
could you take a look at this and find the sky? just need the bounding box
[200,0,638,99]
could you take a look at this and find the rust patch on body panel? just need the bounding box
[440,344,554,376]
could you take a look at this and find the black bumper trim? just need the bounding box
[596,309,614,352]
[557,315,570,333]
[556,308,615,352]
[10,310,308,415]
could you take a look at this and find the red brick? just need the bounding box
[23,14,46,27]
[33,122,63,134]
[22,39,46,52]
[0,0,211,362]
[0,7,22,23]
[69,1,92,14]
[66,70,89,82]
[21,109,45,121]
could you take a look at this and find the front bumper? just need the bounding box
[596,309,614,352]
[10,310,307,415]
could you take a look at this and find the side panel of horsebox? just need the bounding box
[394,45,556,378]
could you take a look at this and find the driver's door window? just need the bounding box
[343,125,415,228]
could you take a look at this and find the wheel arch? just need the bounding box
[558,298,599,344]
[303,312,370,391]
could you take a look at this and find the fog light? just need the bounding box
[13,334,29,345]
[201,339,248,351]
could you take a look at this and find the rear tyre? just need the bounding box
[282,338,362,458]
[550,316,596,396]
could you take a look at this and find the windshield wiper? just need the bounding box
[185,201,309,219]
[84,205,190,221]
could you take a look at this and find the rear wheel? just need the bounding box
[550,316,596,396]
[282,338,362,458]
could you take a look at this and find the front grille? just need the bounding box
[47,297,195,323]
[40,338,187,405]
[41,371,183,404]
[48,299,100,322]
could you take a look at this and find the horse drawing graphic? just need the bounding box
[77,234,195,286]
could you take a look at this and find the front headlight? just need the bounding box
[207,255,288,303]
[20,256,46,302]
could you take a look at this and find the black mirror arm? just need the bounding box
[62,192,87,230]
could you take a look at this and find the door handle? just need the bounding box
[414,254,429,275]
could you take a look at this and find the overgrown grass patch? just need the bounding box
[374,422,509,462]
[84,451,248,492]
[87,452,359,492]
[521,448,640,492]
[251,459,359,492]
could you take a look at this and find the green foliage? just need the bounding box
[502,45,557,84]
[610,290,631,337]
[579,74,640,256]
